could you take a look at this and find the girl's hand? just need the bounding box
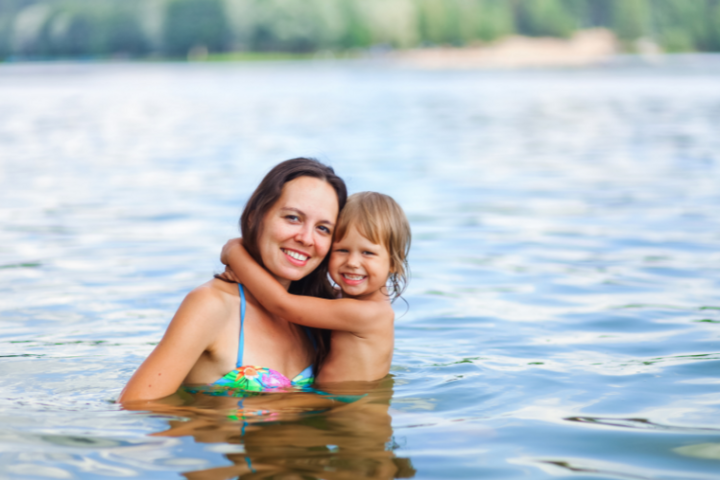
[220,238,243,265]
[216,266,241,283]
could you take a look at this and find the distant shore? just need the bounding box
[4,29,710,69]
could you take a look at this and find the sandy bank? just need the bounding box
[391,28,618,69]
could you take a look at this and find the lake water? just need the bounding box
[0,58,719,479]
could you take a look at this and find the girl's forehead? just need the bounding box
[335,223,384,247]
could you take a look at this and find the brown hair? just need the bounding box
[240,157,347,374]
[333,192,411,301]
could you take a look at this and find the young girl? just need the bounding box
[221,191,411,384]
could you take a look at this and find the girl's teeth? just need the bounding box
[284,250,308,261]
[344,274,364,280]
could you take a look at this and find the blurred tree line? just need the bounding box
[1,0,719,59]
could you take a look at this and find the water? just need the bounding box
[1,59,719,479]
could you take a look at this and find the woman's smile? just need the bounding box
[281,248,310,266]
[258,176,338,287]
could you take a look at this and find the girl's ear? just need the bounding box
[389,257,397,274]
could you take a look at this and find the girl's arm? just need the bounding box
[221,239,385,332]
[118,287,229,403]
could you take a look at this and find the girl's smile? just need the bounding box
[340,273,366,286]
[329,224,392,300]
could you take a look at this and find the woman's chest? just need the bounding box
[195,296,312,382]
[242,309,313,375]
[186,305,241,382]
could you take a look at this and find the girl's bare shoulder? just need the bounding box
[381,302,396,323]
[365,298,395,330]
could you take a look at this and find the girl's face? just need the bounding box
[329,224,392,300]
[257,176,339,289]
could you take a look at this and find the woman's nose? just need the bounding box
[294,225,314,246]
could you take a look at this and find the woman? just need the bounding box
[119,158,347,403]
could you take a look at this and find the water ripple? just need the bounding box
[1,61,719,479]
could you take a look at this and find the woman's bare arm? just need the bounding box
[221,239,386,332]
[118,287,230,403]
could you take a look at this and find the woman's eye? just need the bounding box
[285,215,300,222]
[318,225,331,234]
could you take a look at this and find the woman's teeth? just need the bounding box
[343,274,365,281]
[283,249,308,261]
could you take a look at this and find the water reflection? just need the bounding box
[142,377,415,479]
[674,443,720,461]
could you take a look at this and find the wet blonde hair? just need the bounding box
[334,192,411,300]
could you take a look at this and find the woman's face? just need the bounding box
[257,176,339,289]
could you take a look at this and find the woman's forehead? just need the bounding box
[276,176,339,219]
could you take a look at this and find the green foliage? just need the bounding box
[5,0,149,57]
[1,0,720,58]
[105,10,148,54]
[416,0,453,44]
[710,3,720,51]
[414,0,513,46]
[337,0,373,48]
[352,0,419,49]
[0,16,10,58]
[164,0,230,56]
[476,0,516,42]
[583,0,614,28]
[246,0,334,52]
[515,0,577,38]
[47,10,99,55]
[651,0,720,52]
[610,0,649,41]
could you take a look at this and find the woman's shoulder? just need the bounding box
[178,279,239,321]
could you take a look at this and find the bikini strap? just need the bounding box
[304,327,318,351]
[237,284,246,368]
[237,283,313,365]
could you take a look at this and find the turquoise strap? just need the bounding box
[304,327,317,350]
[236,284,246,368]
[245,454,255,473]
[236,283,313,370]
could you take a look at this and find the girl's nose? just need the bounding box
[346,252,361,267]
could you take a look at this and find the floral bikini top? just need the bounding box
[205,284,315,395]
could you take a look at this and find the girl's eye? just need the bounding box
[335,248,348,253]
[363,251,376,256]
